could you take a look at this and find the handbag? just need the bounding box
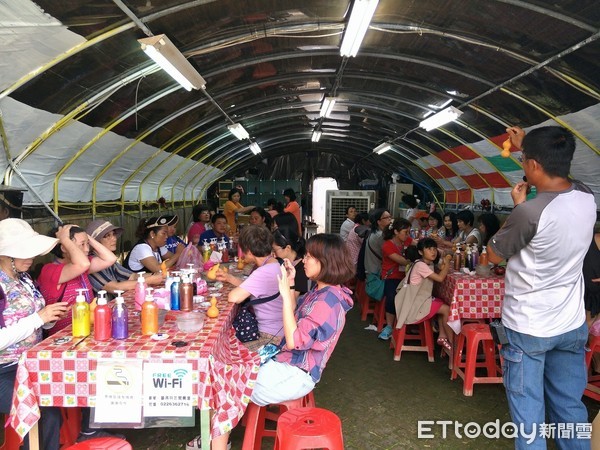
[365,271,385,300]
[232,292,280,342]
[394,261,434,328]
[364,232,386,300]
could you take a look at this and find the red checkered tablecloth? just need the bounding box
[435,271,505,334]
[9,282,260,440]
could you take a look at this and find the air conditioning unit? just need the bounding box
[325,190,377,233]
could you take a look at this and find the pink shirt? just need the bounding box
[239,262,284,336]
[37,261,93,335]
[409,261,434,285]
[187,222,206,244]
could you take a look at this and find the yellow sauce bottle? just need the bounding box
[72,289,90,337]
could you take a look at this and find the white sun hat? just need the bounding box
[0,219,58,259]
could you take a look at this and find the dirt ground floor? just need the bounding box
[116,303,599,449]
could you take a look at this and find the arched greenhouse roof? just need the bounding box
[1,0,599,214]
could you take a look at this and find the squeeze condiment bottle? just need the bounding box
[134,272,147,311]
[72,289,90,337]
[179,273,193,312]
[471,244,479,268]
[170,275,181,311]
[466,246,473,271]
[111,290,128,339]
[202,240,211,263]
[141,287,158,336]
[453,244,462,271]
[93,290,112,341]
[480,246,488,266]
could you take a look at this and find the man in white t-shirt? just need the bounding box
[339,206,357,241]
[488,126,596,449]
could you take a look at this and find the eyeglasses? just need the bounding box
[303,253,315,262]
[379,215,392,220]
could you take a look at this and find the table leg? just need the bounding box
[28,421,40,450]
[200,409,210,450]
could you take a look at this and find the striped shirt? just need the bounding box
[88,262,132,296]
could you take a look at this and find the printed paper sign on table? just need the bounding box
[95,359,143,423]
[143,362,194,417]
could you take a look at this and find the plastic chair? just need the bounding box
[0,415,22,450]
[584,334,600,401]
[242,391,315,450]
[274,407,344,450]
[390,320,435,362]
[63,437,132,450]
[451,323,502,396]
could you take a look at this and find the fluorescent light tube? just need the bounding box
[311,130,322,142]
[373,142,392,154]
[320,97,336,118]
[340,0,379,57]
[228,123,249,140]
[249,142,261,155]
[419,106,463,131]
[138,34,206,91]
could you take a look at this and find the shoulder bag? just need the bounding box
[232,292,280,342]
[394,261,434,328]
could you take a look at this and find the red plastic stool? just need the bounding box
[355,279,385,331]
[242,391,315,450]
[59,407,82,448]
[63,437,131,449]
[584,334,600,401]
[0,415,22,450]
[390,320,435,362]
[274,407,344,450]
[451,323,502,396]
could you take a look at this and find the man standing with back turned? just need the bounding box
[488,126,596,449]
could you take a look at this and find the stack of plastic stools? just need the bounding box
[0,415,22,450]
[390,320,435,362]
[242,391,315,450]
[584,334,600,401]
[64,437,131,449]
[274,407,344,450]
[451,323,502,396]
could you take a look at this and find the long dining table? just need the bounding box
[435,269,505,334]
[9,274,260,450]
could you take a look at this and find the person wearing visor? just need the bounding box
[0,219,67,450]
[86,220,163,295]
[124,215,182,273]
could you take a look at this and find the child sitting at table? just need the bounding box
[395,238,454,352]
